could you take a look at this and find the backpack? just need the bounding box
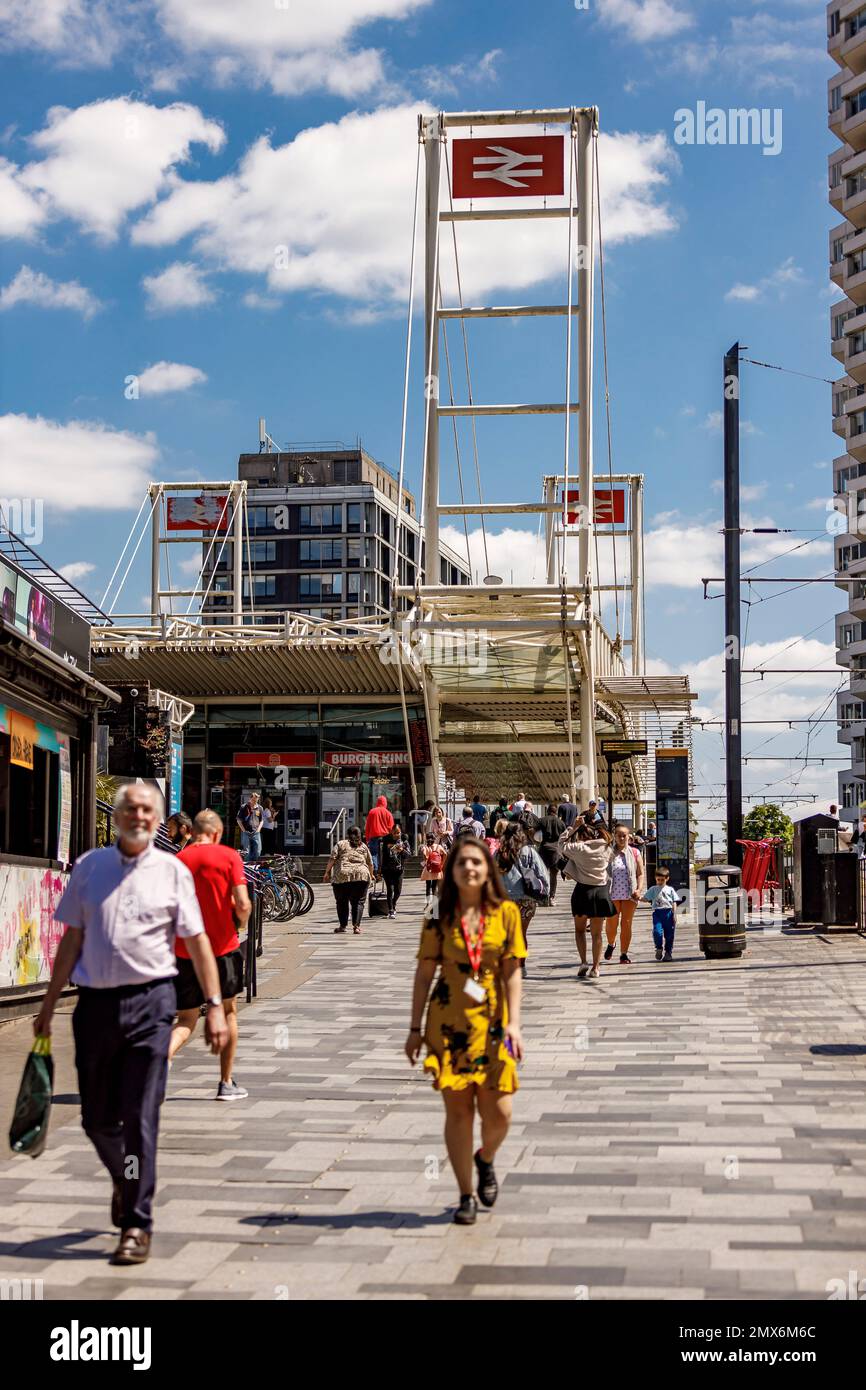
[518,847,549,901]
[518,809,542,841]
[426,847,444,874]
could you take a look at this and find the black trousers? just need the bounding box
[72,978,176,1233]
[333,880,368,927]
[539,847,560,899]
[382,871,403,911]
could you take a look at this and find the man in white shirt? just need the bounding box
[34,784,227,1267]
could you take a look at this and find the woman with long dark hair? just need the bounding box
[405,837,526,1225]
[494,823,549,978]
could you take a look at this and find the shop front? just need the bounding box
[182,701,429,856]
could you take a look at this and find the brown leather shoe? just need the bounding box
[111,1179,123,1228]
[110,1228,151,1265]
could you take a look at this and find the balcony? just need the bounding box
[845,323,866,382]
[830,74,848,137]
[830,154,847,212]
[840,70,866,149]
[833,297,859,359]
[841,1,866,74]
[841,229,866,302]
[831,220,853,284]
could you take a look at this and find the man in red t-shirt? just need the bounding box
[169,810,252,1101]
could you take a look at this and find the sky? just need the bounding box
[0,0,845,841]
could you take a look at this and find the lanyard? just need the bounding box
[460,913,485,977]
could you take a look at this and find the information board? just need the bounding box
[655,747,690,889]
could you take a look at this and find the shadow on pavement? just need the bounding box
[239,1210,453,1230]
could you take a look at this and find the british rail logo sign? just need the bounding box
[452,136,564,198]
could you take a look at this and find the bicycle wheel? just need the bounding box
[293,876,315,915]
[262,884,280,920]
[279,880,302,921]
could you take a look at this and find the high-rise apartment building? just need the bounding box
[207,440,470,624]
[828,2,866,816]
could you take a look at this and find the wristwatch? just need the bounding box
[205,995,223,1008]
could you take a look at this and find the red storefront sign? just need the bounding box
[452,136,564,199]
[232,753,316,767]
[166,495,230,530]
[562,489,626,526]
[324,751,411,768]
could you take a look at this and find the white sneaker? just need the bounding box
[216,1079,248,1101]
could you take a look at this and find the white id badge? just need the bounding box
[464,978,486,1002]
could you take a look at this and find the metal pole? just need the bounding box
[544,475,557,583]
[577,109,597,805]
[422,115,442,583]
[232,482,244,626]
[630,475,644,675]
[150,484,161,623]
[724,342,743,867]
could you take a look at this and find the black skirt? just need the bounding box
[570,881,615,919]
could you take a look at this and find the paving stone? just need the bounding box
[0,880,865,1300]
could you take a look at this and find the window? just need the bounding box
[831,84,844,114]
[299,504,342,530]
[831,160,844,189]
[849,88,866,118]
[833,236,846,263]
[850,9,866,38]
[248,506,276,530]
[346,572,360,595]
[830,10,841,38]
[0,737,62,859]
[847,172,866,198]
[299,573,342,599]
[851,250,866,274]
[347,538,362,566]
[851,409,866,436]
[249,541,276,563]
[242,575,276,597]
[299,539,343,564]
[346,503,361,532]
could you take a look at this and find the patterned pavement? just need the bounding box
[1,879,866,1301]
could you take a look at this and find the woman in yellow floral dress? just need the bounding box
[405,837,526,1225]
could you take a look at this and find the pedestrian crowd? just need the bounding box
[33,781,668,1260]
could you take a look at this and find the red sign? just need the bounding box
[166,495,229,531]
[324,751,411,768]
[452,136,564,199]
[232,753,316,767]
[563,489,626,526]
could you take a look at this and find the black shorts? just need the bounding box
[174,948,245,1012]
[570,882,616,919]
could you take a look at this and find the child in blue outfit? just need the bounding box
[643,866,683,961]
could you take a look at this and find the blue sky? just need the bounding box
[0,0,845,831]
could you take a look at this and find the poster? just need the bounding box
[57,738,72,864]
[9,709,35,769]
[282,791,305,847]
[321,787,357,835]
[169,737,183,817]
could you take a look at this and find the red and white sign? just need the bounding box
[232,753,316,768]
[324,751,411,769]
[166,495,230,531]
[452,136,564,199]
[563,489,626,526]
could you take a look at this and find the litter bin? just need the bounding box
[696,863,746,958]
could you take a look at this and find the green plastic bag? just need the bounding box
[9,1035,54,1158]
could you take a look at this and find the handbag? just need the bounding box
[9,1035,54,1158]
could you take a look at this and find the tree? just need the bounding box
[741,803,794,848]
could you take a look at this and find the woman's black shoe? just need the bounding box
[475,1150,499,1207]
[453,1194,478,1225]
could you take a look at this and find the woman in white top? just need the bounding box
[558,818,614,980]
[604,824,645,965]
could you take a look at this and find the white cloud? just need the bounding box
[442,509,826,593]
[0,0,125,65]
[0,264,102,318]
[417,47,503,97]
[0,414,158,510]
[597,0,694,42]
[242,291,281,311]
[0,157,46,238]
[142,260,215,312]
[59,560,96,583]
[11,98,224,242]
[136,361,207,395]
[154,0,432,97]
[709,478,767,501]
[132,105,678,307]
[703,410,760,435]
[724,256,806,304]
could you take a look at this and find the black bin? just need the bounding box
[696,864,746,959]
[820,853,858,928]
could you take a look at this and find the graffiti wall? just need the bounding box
[0,864,68,990]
